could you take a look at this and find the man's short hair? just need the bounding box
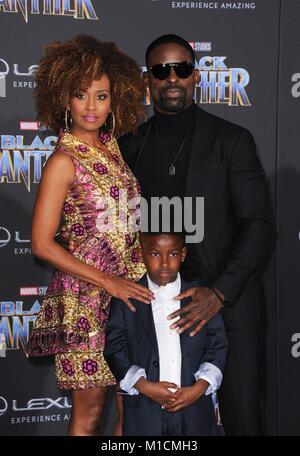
[146,34,196,66]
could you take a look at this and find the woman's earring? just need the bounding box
[110,111,115,137]
[64,107,72,132]
[105,111,115,136]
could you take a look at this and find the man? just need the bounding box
[118,34,273,435]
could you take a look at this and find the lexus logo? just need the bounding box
[0,396,8,417]
[0,227,11,248]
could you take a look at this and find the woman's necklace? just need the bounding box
[155,121,195,176]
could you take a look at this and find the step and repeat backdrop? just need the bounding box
[0,0,299,435]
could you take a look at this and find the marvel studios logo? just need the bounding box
[189,41,211,52]
[20,287,47,296]
[20,121,39,130]
[19,121,47,131]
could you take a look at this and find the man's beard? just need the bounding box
[158,86,187,113]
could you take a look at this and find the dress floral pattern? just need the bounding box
[26,131,145,390]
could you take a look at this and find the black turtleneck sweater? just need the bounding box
[136,102,196,201]
[136,102,200,279]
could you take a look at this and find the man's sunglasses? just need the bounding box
[147,61,195,80]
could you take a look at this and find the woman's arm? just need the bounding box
[31,151,103,285]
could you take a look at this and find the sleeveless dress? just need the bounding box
[26,131,145,390]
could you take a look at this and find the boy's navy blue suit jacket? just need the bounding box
[104,275,228,436]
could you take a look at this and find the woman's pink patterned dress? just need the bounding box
[26,131,145,390]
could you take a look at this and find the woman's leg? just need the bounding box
[113,388,123,436]
[68,386,108,436]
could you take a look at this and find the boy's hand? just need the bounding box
[164,379,209,413]
[135,377,180,406]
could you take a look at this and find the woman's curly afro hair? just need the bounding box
[34,34,146,137]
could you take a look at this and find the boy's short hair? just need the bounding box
[139,230,185,246]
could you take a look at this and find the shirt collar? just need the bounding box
[147,273,181,296]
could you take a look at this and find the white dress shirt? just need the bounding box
[150,272,182,389]
[120,273,222,396]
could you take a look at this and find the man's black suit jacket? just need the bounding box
[118,106,273,330]
[104,275,228,436]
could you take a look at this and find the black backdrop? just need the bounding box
[0,0,299,435]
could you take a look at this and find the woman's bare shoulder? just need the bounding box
[42,147,75,184]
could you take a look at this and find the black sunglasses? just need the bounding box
[148,61,195,80]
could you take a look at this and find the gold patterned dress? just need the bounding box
[26,131,145,390]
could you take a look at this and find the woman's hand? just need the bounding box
[63,231,153,311]
[103,276,154,311]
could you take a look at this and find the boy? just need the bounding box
[104,232,228,436]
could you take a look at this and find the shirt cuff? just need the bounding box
[194,362,223,395]
[120,365,147,396]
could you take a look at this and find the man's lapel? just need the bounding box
[184,106,216,281]
[185,106,214,192]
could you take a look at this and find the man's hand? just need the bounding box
[164,379,209,413]
[135,377,180,406]
[169,287,223,336]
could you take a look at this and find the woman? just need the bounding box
[26,35,153,436]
